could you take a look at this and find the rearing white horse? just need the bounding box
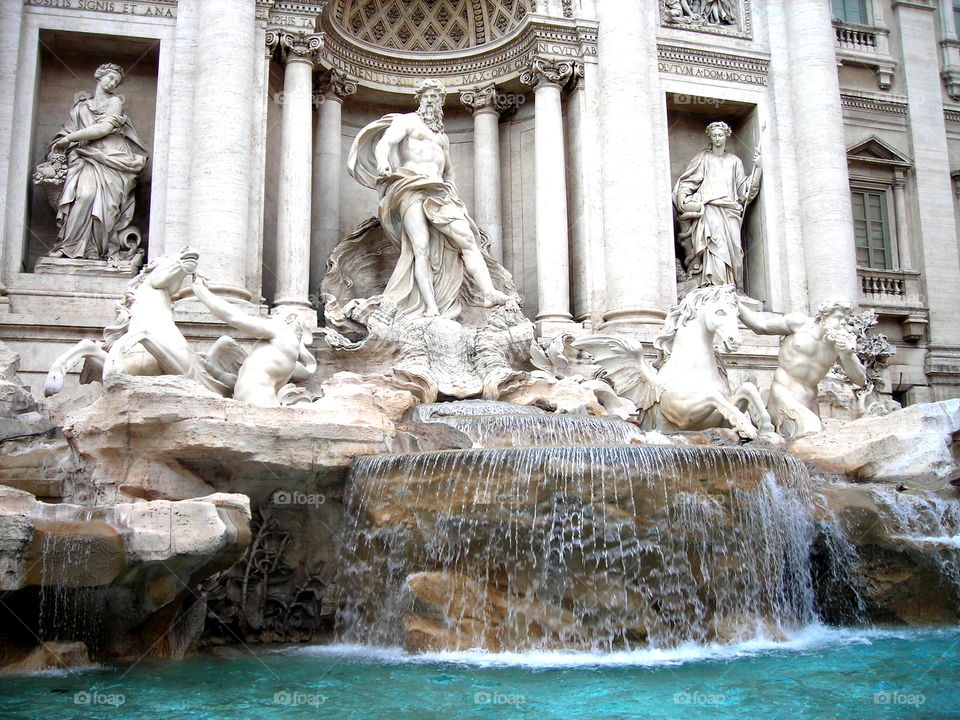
[574,285,775,440]
[44,247,242,397]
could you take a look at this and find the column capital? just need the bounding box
[278,30,323,65]
[264,28,280,59]
[459,84,510,115]
[520,56,578,89]
[318,69,358,101]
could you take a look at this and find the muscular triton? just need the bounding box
[348,79,511,320]
[738,298,867,437]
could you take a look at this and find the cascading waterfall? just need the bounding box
[337,404,821,652]
[868,487,960,592]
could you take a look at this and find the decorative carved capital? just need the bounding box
[264,29,281,59]
[318,69,359,100]
[520,56,576,89]
[279,30,323,64]
[459,84,499,114]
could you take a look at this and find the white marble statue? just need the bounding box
[34,62,147,263]
[673,121,761,289]
[192,276,316,407]
[738,299,868,438]
[347,79,511,320]
[574,284,776,440]
[44,248,243,397]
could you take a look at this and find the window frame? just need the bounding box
[850,185,894,270]
[833,0,869,25]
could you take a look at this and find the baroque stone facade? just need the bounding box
[1,0,959,405]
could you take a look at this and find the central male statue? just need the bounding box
[348,79,510,320]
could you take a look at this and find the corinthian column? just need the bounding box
[521,57,576,334]
[187,0,257,302]
[460,84,504,262]
[0,0,25,311]
[273,31,322,320]
[596,0,673,332]
[311,70,357,298]
[782,0,859,307]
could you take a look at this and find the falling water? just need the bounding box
[868,487,960,592]
[33,504,107,649]
[418,413,655,448]
[337,441,817,652]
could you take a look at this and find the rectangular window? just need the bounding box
[852,189,892,269]
[954,0,960,36]
[833,0,868,24]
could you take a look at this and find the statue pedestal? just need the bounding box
[34,256,143,278]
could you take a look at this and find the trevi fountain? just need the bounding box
[0,1,958,719]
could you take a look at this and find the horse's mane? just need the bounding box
[653,284,736,370]
[102,258,161,349]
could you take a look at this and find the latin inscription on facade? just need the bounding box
[25,0,175,18]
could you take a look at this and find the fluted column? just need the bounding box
[187,0,257,301]
[460,84,504,262]
[596,0,673,332]
[273,31,322,320]
[783,0,859,307]
[311,70,356,298]
[521,57,575,334]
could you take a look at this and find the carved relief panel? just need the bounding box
[660,0,752,40]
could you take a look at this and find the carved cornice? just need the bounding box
[318,69,359,100]
[279,30,324,64]
[840,92,908,116]
[316,12,597,93]
[519,55,576,88]
[657,43,768,86]
[945,107,960,124]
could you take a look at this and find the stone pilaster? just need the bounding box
[460,84,505,263]
[520,56,576,335]
[892,0,960,398]
[596,0,673,333]
[187,0,258,302]
[273,31,323,320]
[311,70,357,298]
[0,0,24,312]
[784,0,859,308]
[566,61,604,327]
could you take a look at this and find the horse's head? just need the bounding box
[653,284,740,368]
[144,246,200,294]
[690,284,741,353]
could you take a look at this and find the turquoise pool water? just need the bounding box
[1,626,957,720]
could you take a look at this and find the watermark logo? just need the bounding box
[674,690,726,706]
[274,690,327,707]
[874,690,925,707]
[272,489,326,507]
[74,690,125,707]
[473,691,526,706]
[674,93,725,108]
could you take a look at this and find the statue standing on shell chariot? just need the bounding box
[347,78,513,321]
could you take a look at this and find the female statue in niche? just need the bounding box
[672,121,761,290]
[34,62,148,263]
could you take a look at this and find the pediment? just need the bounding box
[847,135,913,167]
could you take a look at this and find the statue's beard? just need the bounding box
[418,101,444,133]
